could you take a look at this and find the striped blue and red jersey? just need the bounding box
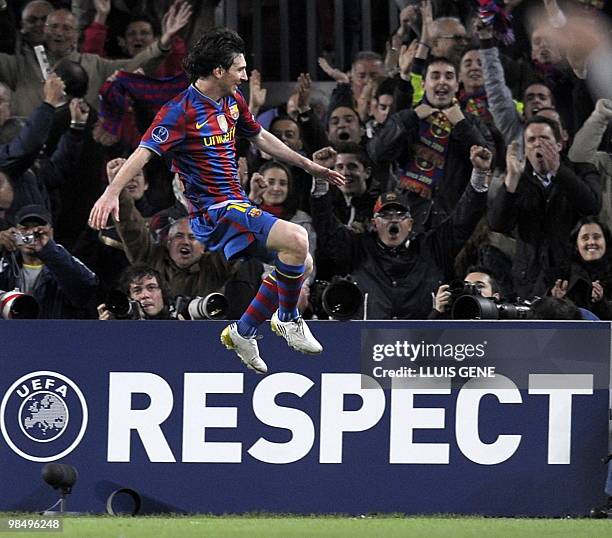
[140,84,261,214]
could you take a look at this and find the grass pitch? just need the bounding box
[15,515,611,538]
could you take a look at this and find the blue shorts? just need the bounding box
[190,202,277,263]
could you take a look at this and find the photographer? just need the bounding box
[0,204,97,318]
[97,264,173,320]
[430,265,502,319]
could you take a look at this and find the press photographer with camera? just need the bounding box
[98,264,172,320]
[0,204,97,318]
[98,263,230,321]
[310,143,492,319]
[430,265,502,319]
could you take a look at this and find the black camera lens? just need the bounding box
[452,295,499,320]
[321,278,363,321]
[106,290,133,319]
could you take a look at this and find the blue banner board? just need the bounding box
[0,321,609,516]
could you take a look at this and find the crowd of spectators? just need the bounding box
[0,0,611,320]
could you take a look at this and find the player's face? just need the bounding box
[220,53,248,96]
[128,275,164,317]
[261,167,289,206]
[167,220,205,269]
[124,170,148,201]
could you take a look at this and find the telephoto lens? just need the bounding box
[321,277,363,321]
[0,290,39,319]
[106,290,138,319]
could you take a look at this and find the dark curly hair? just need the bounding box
[119,263,173,308]
[183,27,245,83]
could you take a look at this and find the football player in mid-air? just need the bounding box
[89,28,344,375]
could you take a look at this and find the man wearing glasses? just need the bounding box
[310,144,492,320]
[430,17,469,65]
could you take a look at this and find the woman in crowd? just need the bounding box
[551,216,612,320]
[249,160,316,312]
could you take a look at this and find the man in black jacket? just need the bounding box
[310,144,492,320]
[367,56,493,233]
[488,115,602,299]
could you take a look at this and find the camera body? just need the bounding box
[447,279,480,308]
[13,231,37,246]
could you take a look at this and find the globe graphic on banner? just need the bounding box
[19,392,68,442]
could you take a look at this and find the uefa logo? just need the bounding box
[0,371,88,462]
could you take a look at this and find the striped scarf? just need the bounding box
[398,108,452,199]
[98,71,189,136]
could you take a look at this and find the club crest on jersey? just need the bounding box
[248,208,262,218]
[229,104,239,120]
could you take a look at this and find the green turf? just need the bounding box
[8,515,611,538]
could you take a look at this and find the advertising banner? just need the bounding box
[0,321,609,516]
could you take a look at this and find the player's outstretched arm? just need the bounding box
[251,128,345,187]
[88,147,153,229]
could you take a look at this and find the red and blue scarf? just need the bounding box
[398,107,453,199]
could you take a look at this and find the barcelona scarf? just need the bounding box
[459,88,492,124]
[398,109,452,199]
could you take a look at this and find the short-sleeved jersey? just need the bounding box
[140,85,261,214]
